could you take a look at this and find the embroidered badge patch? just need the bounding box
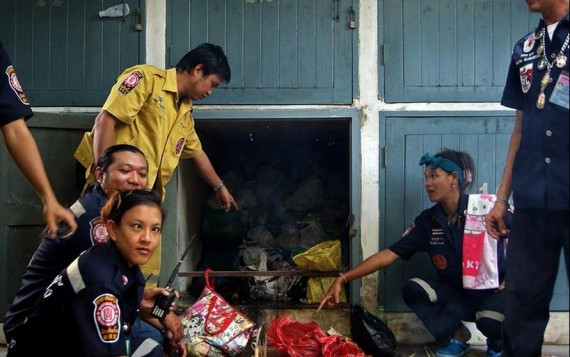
[432,254,448,270]
[5,66,29,105]
[90,217,109,244]
[118,71,143,95]
[519,63,533,93]
[93,294,121,343]
[401,223,415,237]
[175,138,185,155]
[523,33,535,53]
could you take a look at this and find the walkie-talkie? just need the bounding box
[151,235,194,320]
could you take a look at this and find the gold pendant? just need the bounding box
[556,54,567,68]
[537,92,546,109]
[541,71,551,88]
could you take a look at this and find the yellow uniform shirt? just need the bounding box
[74,64,203,193]
[74,65,203,279]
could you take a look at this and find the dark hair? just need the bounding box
[101,189,163,225]
[176,43,231,83]
[96,144,147,174]
[434,148,476,193]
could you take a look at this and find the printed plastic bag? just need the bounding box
[462,194,499,289]
[293,240,341,271]
[267,316,327,357]
[350,305,396,357]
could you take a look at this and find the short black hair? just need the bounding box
[435,148,476,193]
[96,144,147,174]
[175,43,231,83]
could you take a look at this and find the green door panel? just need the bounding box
[381,0,541,102]
[0,0,144,106]
[379,113,569,311]
[167,0,355,104]
[0,114,93,317]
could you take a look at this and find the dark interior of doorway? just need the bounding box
[184,118,352,308]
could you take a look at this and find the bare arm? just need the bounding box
[485,110,522,239]
[92,110,119,163]
[317,248,400,310]
[1,119,77,238]
[190,152,238,211]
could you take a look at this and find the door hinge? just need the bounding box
[382,146,387,168]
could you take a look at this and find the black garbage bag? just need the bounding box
[350,304,397,357]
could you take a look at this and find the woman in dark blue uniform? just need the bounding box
[6,189,181,357]
[319,149,506,357]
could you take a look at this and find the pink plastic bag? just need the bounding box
[462,194,499,289]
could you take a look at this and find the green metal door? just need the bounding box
[0,0,145,106]
[380,0,541,102]
[167,0,356,104]
[0,114,95,318]
[379,112,569,311]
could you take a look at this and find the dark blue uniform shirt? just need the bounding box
[389,194,506,289]
[19,241,145,356]
[0,40,33,125]
[501,14,569,211]
[4,185,108,337]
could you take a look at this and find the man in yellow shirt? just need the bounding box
[74,43,238,278]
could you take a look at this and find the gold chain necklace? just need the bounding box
[535,27,569,109]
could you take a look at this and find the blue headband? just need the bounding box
[419,152,464,187]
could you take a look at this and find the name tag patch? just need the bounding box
[549,70,569,109]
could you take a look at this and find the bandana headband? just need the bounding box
[419,152,464,187]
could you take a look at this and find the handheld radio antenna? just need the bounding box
[151,233,195,319]
[164,237,194,288]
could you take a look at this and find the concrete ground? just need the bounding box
[394,344,569,357]
[1,344,568,356]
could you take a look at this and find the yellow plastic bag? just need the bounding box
[293,240,341,271]
[304,277,347,304]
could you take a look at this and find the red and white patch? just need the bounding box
[523,33,535,53]
[93,294,121,343]
[432,254,448,270]
[90,217,109,244]
[5,66,29,105]
[401,223,415,237]
[175,137,185,155]
[118,70,143,95]
[122,275,129,286]
[519,63,533,93]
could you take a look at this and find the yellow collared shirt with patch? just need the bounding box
[74,65,202,195]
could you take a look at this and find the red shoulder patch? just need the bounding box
[6,66,29,105]
[93,294,121,343]
[90,217,109,244]
[118,70,143,95]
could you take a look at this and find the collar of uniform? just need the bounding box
[165,68,194,113]
[164,68,178,94]
[107,241,146,291]
[93,183,107,199]
[432,193,469,223]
